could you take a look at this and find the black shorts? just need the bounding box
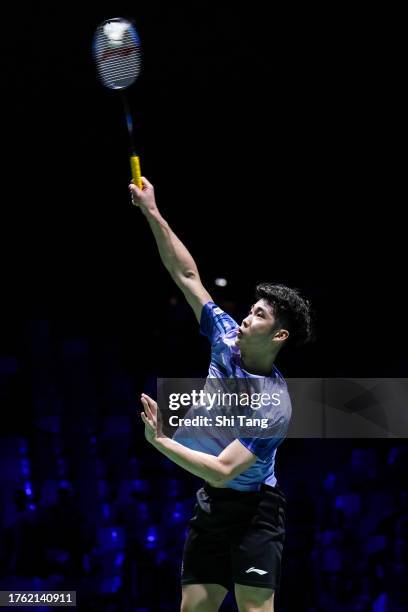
[181,482,286,591]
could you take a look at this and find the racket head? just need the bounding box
[93,17,142,90]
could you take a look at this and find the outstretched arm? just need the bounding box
[130,178,212,322]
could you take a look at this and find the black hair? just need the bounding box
[255,283,313,347]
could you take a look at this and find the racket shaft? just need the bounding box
[130,155,142,189]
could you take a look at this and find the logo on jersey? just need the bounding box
[245,567,268,575]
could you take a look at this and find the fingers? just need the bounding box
[129,183,142,202]
[141,176,153,189]
[142,396,159,425]
[141,396,152,418]
[141,412,153,428]
[129,177,153,192]
[141,399,154,423]
[142,393,155,405]
[141,393,157,414]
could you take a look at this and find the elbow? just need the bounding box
[170,266,198,284]
[209,463,232,487]
[207,474,228,487]
[182,268,198,280]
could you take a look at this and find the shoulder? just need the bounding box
[200,302,239,344]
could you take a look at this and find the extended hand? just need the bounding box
[140,393,163,444]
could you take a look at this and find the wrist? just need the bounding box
[144,205,161,220]
[151,435,167,449]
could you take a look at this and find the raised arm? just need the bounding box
[130,178,212,322]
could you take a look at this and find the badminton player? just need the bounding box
[130,178,312,611]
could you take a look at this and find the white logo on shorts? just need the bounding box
[245,567,268,575]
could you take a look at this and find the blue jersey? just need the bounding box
[173,302,291,491]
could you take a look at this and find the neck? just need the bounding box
[240,349,276,377]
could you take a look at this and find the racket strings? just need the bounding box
[97,58,141,88]
[94,27,141,90]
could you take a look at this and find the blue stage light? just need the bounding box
[20,459,31,476]
[115,552,125,567]
[24,482,32,496]
[145,526,158,549]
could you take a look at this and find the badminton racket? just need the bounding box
[93,17,143,188]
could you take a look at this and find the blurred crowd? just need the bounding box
[0,306,407,611]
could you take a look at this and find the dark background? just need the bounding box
[1,1,405,378]
[0,2,406,611]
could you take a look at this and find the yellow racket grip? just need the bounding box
[130,155,142,189]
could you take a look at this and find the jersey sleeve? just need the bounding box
[200,302,238,346]
[238,415,288,463]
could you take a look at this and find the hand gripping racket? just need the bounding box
[93,17,143,188]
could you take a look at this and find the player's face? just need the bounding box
[236,299,278,347]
